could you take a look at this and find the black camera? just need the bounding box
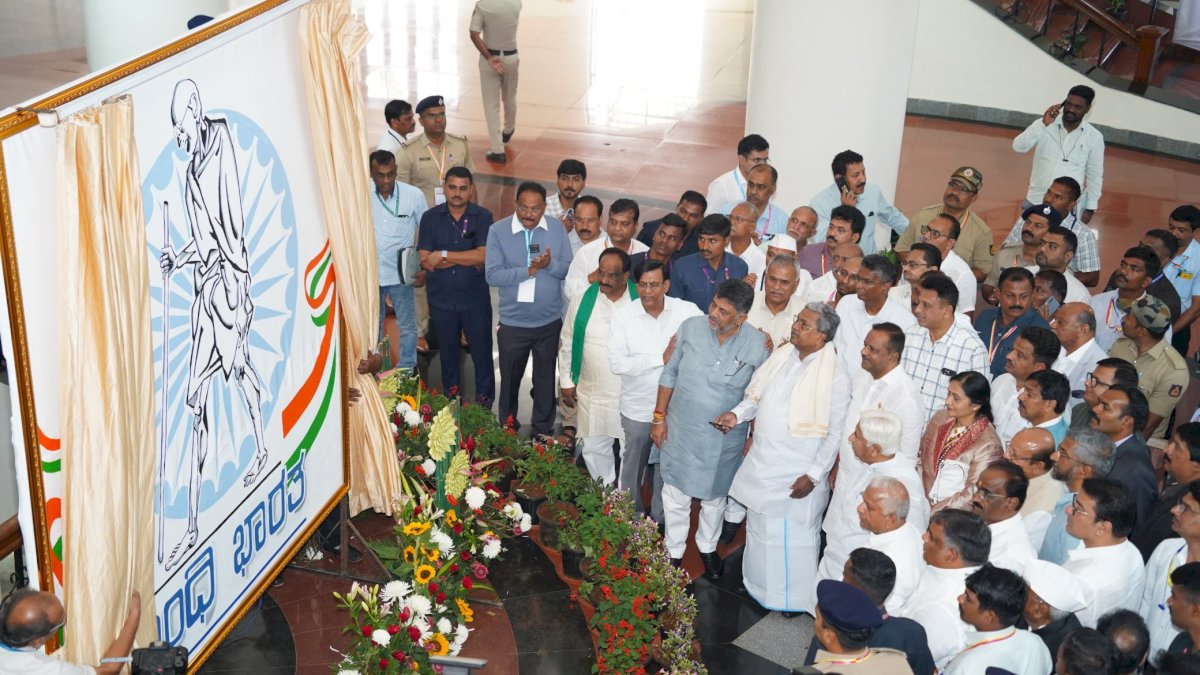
[130,641,188,675]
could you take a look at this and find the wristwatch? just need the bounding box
[441,250,448,260]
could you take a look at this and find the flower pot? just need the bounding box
[580,555,597,582]
[511,481,546,525]
[561,546,585,579]
[536,500,579,549]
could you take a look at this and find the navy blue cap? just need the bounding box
[416,95,445,114]
[816,579,883,631]
[1021,203,1064,227]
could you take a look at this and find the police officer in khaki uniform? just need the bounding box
[807,579,915,674]
[469,0,522,164]
[396,95,476,351]
[1109,294,1191,439]
[895,167,994,282]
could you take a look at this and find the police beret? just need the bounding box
[816,579,883,631]
[415,95,445,114]
[1021,203,1064,227]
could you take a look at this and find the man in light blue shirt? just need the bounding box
[1039,427,1115,564]
[809,149,909,255]
[370,149,427,369]
[1167,205,1200,355]
[485,181,574,437]
[718,164,787,239]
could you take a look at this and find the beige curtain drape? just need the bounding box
[299,0,400,515]
[57,96,156,661]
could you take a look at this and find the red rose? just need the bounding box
[387,624,400,635]
[452,522,464,534]
[379,658,389,668]
[473,563,488,579]
[462,577,473,589]
[413,505,422,515]
[391,650,404,661]
[428,582,439,593]
[460,551,471,561]
[414,464,426,475]
[400,607,411,622]
[436,592,447,603]
[361,625,373,637]
[449,563,460,573]
[408,626,422,641]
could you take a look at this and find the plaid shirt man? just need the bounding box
[901,320,990,422]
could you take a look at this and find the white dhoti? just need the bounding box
[741,483,830,612]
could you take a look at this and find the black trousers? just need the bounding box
[496,319,561,436]
[429,299,495,405]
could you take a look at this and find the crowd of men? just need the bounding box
[363,83,1200,675]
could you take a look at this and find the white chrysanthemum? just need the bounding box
[482,537,502,559]
[405,594,433,618]
[371,629,390,647]
[381,580,411,603]
[502,502,523,519]
[430,528,455,554]
[464,486,486,510]
[396,400,413,414]
[437,617,453,634]
[456,622,470,643]
[421,458,437,476]
[404,410,422,427]
[338,669,362,675]
[519,514,532,532]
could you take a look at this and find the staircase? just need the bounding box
[990,0,1200,109]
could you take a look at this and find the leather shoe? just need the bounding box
[485,152,507,164]
[718,519,742,546]
[700,551,723,580]
[502,129,514,143]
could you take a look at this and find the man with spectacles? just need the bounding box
[484,181,573,439]
[718,165,788,241]
[747,255,806,349]
[1109,295,1190,440]
[1052,302,1108,413]
[369,149,428,372]
[558,249,638,485]
[799,205,864,279]
[804,242,862,307]
[637,191,708,259]
[609,260,702,522]
[705,134,771,215]
[891,243,942,308]
[834,255,916,383]
[1135,425,1200,562]
[1089,384,1158,547]
[0,589,141,674]
[1139,478,1200,659]
[969,460,1038,574]
[1063,477,1144,628]
[1068,358,1139,431]
[1008,427,1065,550]
[1040,428,1116,564]
[920,214,977,319]
[725,202,767,284]
[896,167,993,283]
[809,149,909,255]
[786,206,819,250]
[983,203,1061,304]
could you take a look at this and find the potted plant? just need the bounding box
[537,470,596,549]
[511,442,572,524]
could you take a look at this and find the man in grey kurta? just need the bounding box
[650,279,769,579]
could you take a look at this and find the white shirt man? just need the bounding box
[558,255,637,485]
[728,240,766,281]
[988,513,1038,575]
[873,520,926,616]
[1012,95,1105,215]
[941,250,977,316]
[834,294,916,383]
[563,236,648,302]
[818,416,929,594]
[1141,537,1189,661]
[804,270,838,306]
[1063,480,1147,628]
[706,135,770,214]
[727,307,850,613]
[1053,303,1109,412]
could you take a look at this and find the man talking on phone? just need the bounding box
[1012,85,1105,225]
[808,149,909,255]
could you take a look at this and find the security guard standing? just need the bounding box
[397,95,475,351]
[469,0,522,164]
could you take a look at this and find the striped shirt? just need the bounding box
[371,181,427,286]
[999,211,1100,273]
[902,320,989,422]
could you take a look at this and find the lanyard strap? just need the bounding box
[375,189,401,218]
[732,168,746,199]
[987,319,1020,362]
[758,206,772,237]
[427,142,448,185]
[962,628,1017,652]
[700,259,730,285]
[523,227,535,266]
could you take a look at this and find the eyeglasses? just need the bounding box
[515,204,545,216]
[899,260,929,269]
[422,112,448,120]
[833,268,850,278]
[730,214,756,224]
[1085,372,1116,388]
[1176,499,1200,515]
[946,181,977,195]
[636,281,664,290]
[920,225,950,240]
[1069,494,1090,517]
[975,486,1007,501]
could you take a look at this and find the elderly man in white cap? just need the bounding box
[1022,559,1088,671]
[756,234,812,294]
[746,254,807,348]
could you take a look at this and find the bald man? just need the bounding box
[1007,426,1065,551]
[0,589,141,675]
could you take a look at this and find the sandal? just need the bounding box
[556,426,577,452]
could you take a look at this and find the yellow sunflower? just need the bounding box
[415,564,436,584]
[403,522,430,536]
[424,633,450,656]
[402,545,417,562]
[445,509,458,525]
[400,394,418,410]
[422,546,440,562]
[456,597,475,623]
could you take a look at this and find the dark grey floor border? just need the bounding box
[906,97,1200,162]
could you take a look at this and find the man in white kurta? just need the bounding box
[1063,477,1147,628]
[817,412,929,594]
[834,254,917,383]
[969,461,1039,575]
[746,254,805,349]
[1051,302,1108,412]
[725,303,850,613]
[562,203,648,302]
[558,249,636,484]
[895,509,991,670]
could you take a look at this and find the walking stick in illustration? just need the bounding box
[158,201,170,563]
